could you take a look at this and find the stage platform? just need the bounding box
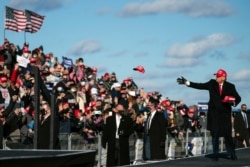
[129,148,250,167]
[0,149,96,167]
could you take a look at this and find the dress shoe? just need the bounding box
[230,154,237,160]
[212,156,219,161]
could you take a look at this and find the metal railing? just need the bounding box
[2,129,229,167]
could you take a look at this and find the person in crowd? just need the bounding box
[38,100,60,149]
[124,77,138,91]
[0,105,4,149]
[177,69,241,161]
[109,72,118,88]
[131,93,145,115]
[166,105,185,160]
[234,104,250,148]
[99,73,111,92]
[110,82,121,107]
[177,100,189,120]
[133,112,146,163]
[58,100,71,135]
[19,104,35,145]
[101,103,134,167]
[0,75,13,108]
[182,107,202,136]
[143,97,166,161]
[0,103,23,145]
[118,85,129,112]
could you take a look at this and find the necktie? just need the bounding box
[116,115,121,138]
[243,112,248,128]
[147,114,151,134]
[219,84,222,95]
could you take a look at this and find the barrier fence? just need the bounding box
[2,129,229,166]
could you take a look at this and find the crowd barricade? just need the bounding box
[2,129,229,167]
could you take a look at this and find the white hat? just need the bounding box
[91,87,98,95]
[111,82,121,90]
[128,91,136,97]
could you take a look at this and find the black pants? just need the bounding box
[115,139,120,166]
[212,133,235,157]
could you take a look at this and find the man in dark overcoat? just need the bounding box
[177,69,241,161]
[38,101,60,149]
[143,97,166,160]
[102,103,134,167]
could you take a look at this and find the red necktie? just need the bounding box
[219,84,222,95]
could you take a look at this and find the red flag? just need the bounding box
[25,10,45,33]
[5,6,26,32]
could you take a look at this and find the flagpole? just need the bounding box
[24,31,26,43]
[4,6,6,40]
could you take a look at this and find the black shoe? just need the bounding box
[212,156,219,161]
[230,154,237,160]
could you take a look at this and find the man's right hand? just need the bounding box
[177,76,187,85]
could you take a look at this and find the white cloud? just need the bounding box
[97,6,112,15]
[162,58,201,67]
[167,33,234,58]
[9,0,71,11]
[69,39,101,56]
[108,50,128,57]
[118,0,234,17]
[231,69,250,81]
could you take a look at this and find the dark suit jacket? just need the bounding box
[143,111,166,160]
[38,115,60,149]
[189,79,241,137]
[101,112,134,167]
[234,112,250,140]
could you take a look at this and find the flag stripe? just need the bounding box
[25,10,45,33]
[5,6,27,32]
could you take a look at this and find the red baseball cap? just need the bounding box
[214,69,227,78]
[188,108,195,114]
[0,76,8,83]
[133,65,145,73]
[222,96,235,103]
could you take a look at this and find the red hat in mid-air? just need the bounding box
[133,65,145,73]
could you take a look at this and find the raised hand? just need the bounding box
[177,76,187,85]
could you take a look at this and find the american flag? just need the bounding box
[25,10,45,33]
[5,6,27,32]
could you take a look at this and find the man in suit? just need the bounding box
[38,101,60,149]
[143,97,166,161]
[234,104,250,148]
[101,103,134,167]
[177,69,241,161]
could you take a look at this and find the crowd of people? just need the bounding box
[0,38,249,166]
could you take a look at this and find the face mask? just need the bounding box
[242,109,246,112]
[62,108,69,114]
[23,53,29,58]
[118,110,124,115]
[54,73,61,77]
[40,109,46,115]
[63,78,68,83]
[71,89,77,93]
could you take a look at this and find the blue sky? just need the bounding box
[1,0,250,107]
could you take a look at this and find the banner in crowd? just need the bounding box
[62,56,73,67]
[197,102,208,113]
[4,6,45,33]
